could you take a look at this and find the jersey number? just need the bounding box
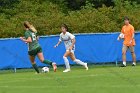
[32,33,37,41]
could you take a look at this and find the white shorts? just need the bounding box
[66,49,75,54]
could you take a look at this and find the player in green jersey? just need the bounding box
[20,21,57,73]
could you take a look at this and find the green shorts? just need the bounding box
[28,46,42,56]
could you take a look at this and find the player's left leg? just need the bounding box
[37,49,57,72]
[70,51,88,70]
[29,55,40,73]
[129,46,136,66]
[63,51,71,72]
[28,49,40,73]
[122,45,128,67]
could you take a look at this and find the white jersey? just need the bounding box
[59,32,75,50]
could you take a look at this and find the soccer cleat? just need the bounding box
[120,64,126,67]
[35,72,41,74]
[63,69,71,73]
[52,62,57,72]
[132,64,136,66]
[84,63,88,70]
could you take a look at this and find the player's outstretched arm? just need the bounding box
[54,41,61,48]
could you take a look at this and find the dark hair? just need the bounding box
[61,24,69,31]
[124,16,129,21]
[24,21,30,28]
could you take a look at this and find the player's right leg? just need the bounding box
[122,45,128,67]
[63,51,71,72]
[29,55,40,73]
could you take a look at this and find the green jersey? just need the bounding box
[25,30,40,51]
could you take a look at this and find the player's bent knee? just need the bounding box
[40,60,45,63]
[31,61,36,64]
[63,56,67,59]
[122,52,126,55]
[131,52,135,55]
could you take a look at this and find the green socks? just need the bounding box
[43,60,52,66]
[32,60,52,73]
[32,63,39,73]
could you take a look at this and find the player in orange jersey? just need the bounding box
[118,17,136,67]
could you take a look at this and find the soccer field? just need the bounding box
[0,65,139,93]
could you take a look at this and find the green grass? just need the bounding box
[0,65,140,93]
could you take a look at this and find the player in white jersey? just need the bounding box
[54,24,88,72]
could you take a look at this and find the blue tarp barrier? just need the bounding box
[0,33,140,69]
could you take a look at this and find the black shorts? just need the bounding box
[28,46,42,56]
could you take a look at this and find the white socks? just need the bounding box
[73,59,85,66]
[123,62,136,66]
[123,62,126,66]
[133,62,136,65]
[63,57,86,69]
[63,56,70,69]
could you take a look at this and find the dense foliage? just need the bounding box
[0,0,140,38]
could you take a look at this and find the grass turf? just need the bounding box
[0,65,139,93]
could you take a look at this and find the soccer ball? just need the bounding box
[119,33,124,39]
[42,67,49,73]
